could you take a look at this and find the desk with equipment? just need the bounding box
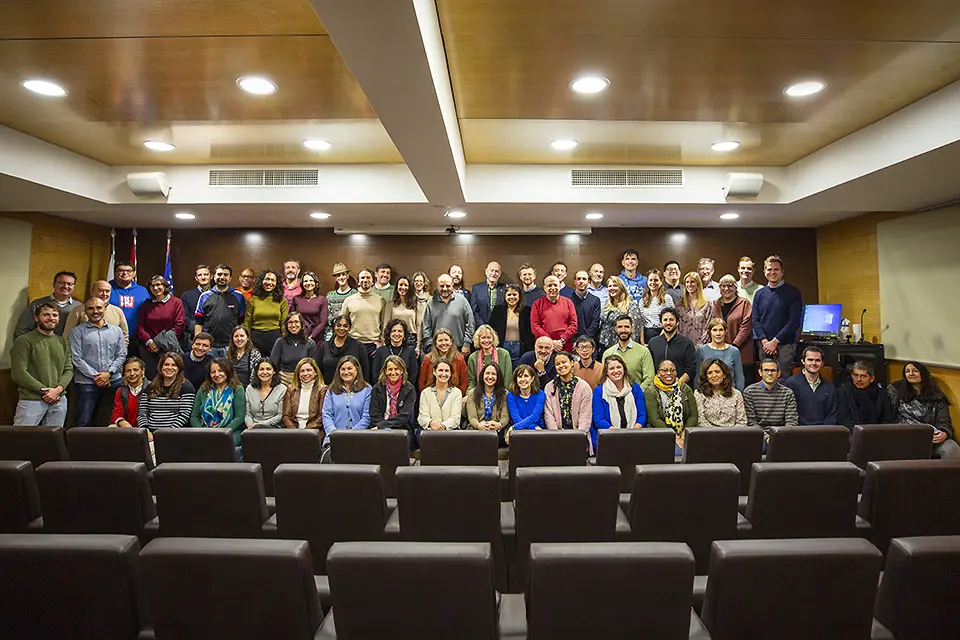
[796,303,886,386]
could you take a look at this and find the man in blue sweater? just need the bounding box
[783,346,838,425]
[108,261,150,353]
[618,249,648,305]
[751,255,803,377]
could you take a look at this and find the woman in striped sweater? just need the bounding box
[137,352,195,431]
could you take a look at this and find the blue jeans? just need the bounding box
[14,397,68,427]
[74,382,120,427]
[503,341,522,367]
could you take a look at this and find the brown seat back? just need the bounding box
[274,464,387,574]
[153,462,268,537]
[508,430,589,499]
[765,425,850,463]
[396,466,500,542]
[629,463,739,573]
[36,461,155,535]
[153,427,237,463]
[848,424,933,469]
[682,427,763,495]
[0,426,68,468]
[142,538,321,640]
[241,429,322,495]
[0,461,41,532]
[329,430,410,498]
[418,430,499,466]
[66,427,154,470]
[596,429,676,492]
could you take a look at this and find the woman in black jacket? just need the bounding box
[316,315,370,386]
[370,319,420,388]
[489,284,534,368]
[369,355,417,434]
[887,361,958,459]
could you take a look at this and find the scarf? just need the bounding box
[555,376,578,430]
[483,391,495,420]
[201,386,235,428]
[385,379,402,418]
[653,375,685,443]
[475,348,500,385]
[602,380,638,429]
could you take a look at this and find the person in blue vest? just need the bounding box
[782,346,837,425]
[108,261,150,353]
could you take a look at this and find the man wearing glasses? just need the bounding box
[15,271,82,337]
[109,262,150,354]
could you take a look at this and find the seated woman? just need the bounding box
[467,324,513,392]
[282,357,326,431]
[137,352,196,432]
[417,358,464,436]
[694,358,747,428]
[227,325,263,388]
[317,315,369,387]
[645,359,699,455]
[191,358,247,456]
[573,336,603,389]
[111,356,148,429]
[271,312,318,387]
[506,364,546,444]
[244,360,287,429]
[322,355,372,448]
[887,361,959,459]
[544,351,594,453]
[465,363,512,447]
[696,318,745,391]
[369,354,417,432]
[419,328,468,394]
[591,354,646,453]
[370,319,419,387]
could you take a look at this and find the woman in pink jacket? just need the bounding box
[543,351,594,453]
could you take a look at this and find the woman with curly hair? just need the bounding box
[693,358,747,428]
[245,269,289,356]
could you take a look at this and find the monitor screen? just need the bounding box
[801,304,843,336]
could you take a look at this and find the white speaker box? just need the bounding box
[725,172,764,198]
[126,172,171,198]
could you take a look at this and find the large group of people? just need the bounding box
[9,251,956,460]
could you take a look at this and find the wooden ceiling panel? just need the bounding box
[0,0,325,39]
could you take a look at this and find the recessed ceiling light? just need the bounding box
[585,212,604,220]
[720,212,740,220]
[550,138,579,151]
[174,212,195,220]
[445,209,467,219]
[783,80,825,98]
[309,212,331,220]
[21,79,67,96]
[569,76,610,94]
[302,139,332,151]
[236,76,278,95]
[143,140,176,152]
[711,140,741,152]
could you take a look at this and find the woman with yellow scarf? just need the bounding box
[644,359,698,455]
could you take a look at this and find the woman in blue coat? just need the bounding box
[321,355,372,449]
[591,354,646,453]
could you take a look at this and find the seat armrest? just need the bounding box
[737,495,748,514]
[871,618,894,640]
[499,593,527,640]
[689,609,712,640]
[692,576,707,616]
[384,508,401,541]
[615,506,631,541]
[261,513,278,538]
[27,517,44,532]
[736,513,752,538]
[315,610,337,640]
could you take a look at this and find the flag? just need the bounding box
[130,227,138,277]
[163,229,173,288]
[107,228,116,279]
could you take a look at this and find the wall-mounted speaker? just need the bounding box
[126,172,171,198]
[725,172,764,198]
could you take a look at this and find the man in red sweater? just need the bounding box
[531,275,578,352]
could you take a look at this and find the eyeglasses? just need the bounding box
[117,269,135,274]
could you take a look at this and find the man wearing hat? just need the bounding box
[324,262,357,341]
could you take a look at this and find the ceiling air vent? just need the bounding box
[571,168,683,188]
[208,169,320,187]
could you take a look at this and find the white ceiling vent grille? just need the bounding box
[571,168,683,188]
[209,169,319,187]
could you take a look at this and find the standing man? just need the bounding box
[646,307,697,385]
[372,262,395,304]
[531,276,578,352]
[587,263,607,308]
[551,262,574,297]
[63,280,129,343]
[195,264,246,358]
[341,268,386,360]
[618,249,648,306]
[519,336,558,387]
[736,256,761,304]
[744,358,799,438]
[566,270,601,341]
[470,261,505,327]
[448,265,471,302]
[698,258,721,302]
[752,255,803,377]
[422,273,475,354]
[782,346,838,426]
[282,259,302,305]
[109,261,150,353]
[179,264,211,337]
[238,268,257,301]
[663,260,683,304]
[601,314,655,387]
[69,297,126,426]
[10,302,73,426]
[517,263,544,306]
[16,271,82,337]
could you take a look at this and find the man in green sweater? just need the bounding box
[11,302,73,426]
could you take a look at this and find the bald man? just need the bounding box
[519,335,558,386]
[63,280,129,343]
[470,261,506,326]
[531,275,579,352]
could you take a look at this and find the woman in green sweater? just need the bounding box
[191,357,247,458]
[245,269,289,357]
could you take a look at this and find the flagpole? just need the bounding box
[163,229,174,289]
[131,227,138,280]
[107,228,116,279]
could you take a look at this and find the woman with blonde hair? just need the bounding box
[467,324,513,391]
[597,277,643,352]
[677,272,713,345]
[281,357,326,430]
[418,328,468,394]
[639,269,675,344]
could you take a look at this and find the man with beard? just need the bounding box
[69,297,127,426]
[282,258,303,305]
[11,302,73,426]
[601,314,654,387]
[16,271,82,337]
[646,307,698,385]
[587,263,607,307]
[195,264,246,358]
[837,361,895,432]
[63,279,129,343]
[517,263,544,306]
[519,335,558,387]
[422,273,474,354]
[448,264,471,302]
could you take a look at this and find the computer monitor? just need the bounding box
[801,304,842,338]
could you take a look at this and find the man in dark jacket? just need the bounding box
[470,261,506,327]
[837,360,895,432]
